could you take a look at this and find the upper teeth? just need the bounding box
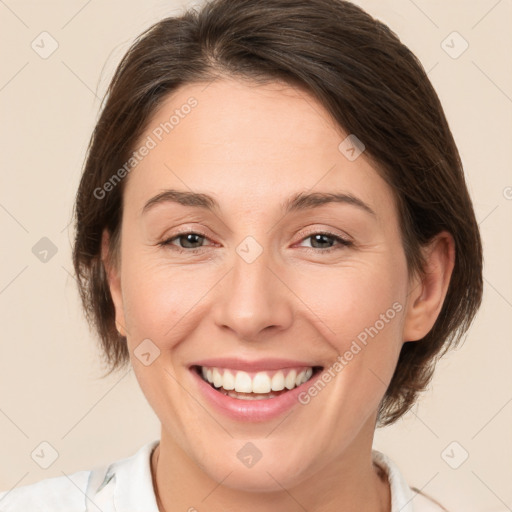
[201,366,314,393]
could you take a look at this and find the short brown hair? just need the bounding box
[72,0,483,426]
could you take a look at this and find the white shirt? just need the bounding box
[0,440,446,511]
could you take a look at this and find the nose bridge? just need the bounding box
[213,235,293,339]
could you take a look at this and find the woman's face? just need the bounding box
[106,77,422,490]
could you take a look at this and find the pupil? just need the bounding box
[313,234,331,248]
[183,234,202,248]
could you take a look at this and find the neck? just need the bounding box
[151,425,390,512]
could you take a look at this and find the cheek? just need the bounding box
[287,257,407,408]
[119,253,216,344]
[289,259,406,348]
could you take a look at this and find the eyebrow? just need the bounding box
[141,189,376,217]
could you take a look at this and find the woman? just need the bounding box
[0,0,482,510]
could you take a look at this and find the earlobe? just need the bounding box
[101,229,126,337]
[402,231,456,342]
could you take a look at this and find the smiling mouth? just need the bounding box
[192,365,323,400]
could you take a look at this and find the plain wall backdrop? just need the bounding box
[0,1,511,511]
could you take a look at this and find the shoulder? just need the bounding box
[372,449,448,512]
[0,470,91,512]
[0,439,160,512]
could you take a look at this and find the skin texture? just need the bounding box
[102,78,455,512]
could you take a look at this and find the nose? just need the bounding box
[212,243,294,341]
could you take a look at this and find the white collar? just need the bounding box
[90,440,431,512]
[372,449,416,512]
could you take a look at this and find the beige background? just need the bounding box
[0,0,511,510]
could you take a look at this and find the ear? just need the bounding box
[402,231,455,342]
[101,229,127,337]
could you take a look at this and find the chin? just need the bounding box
[208,464,306,493]
[195,442,317,493]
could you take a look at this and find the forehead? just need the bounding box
[123,77,395,223]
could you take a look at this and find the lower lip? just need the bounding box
[189,367,320,422]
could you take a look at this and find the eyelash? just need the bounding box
[158,230,353,254]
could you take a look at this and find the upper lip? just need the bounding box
[190,357,323,372]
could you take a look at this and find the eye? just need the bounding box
[158,230,353,254]
[297,231,353,253]
[158,231,213,253]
